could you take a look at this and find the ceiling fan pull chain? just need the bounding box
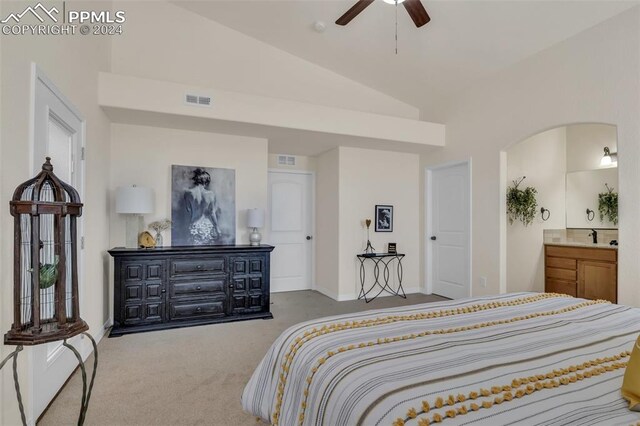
[395,0,398,54]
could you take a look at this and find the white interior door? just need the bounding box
[427,162,471,299]
[267,171,313,292]
[31,65,85,421]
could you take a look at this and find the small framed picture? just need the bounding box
[388,243,397,254]
[375,205,393,232]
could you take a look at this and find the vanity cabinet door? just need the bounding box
[578,260,617,303]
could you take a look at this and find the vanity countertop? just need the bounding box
[544,242,618,250]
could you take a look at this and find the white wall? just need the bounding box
[421,8,640,305]
[315,147,420,300]
[506,127,566,293]
[110,1,419,120]
[0,2,113,423]
[339,147,420,299]
[315,149,340,298]
[109,124,269,248]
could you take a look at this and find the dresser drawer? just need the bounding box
[170,279,226,298]
[546,267,577,281]
[546,279,577,297]
[546,257,576,270]
[169,299,226,320]
[170,258,225,277]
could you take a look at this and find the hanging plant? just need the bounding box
[506,176,538,226]
[598,183,618,225]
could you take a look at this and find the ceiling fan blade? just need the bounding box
[403,0,431,28]
[335,0,375,26]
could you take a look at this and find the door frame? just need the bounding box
[267,169,316,291]
[424,159,472,297]
[28,62,87,423]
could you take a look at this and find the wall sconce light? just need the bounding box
[600,147,618,167]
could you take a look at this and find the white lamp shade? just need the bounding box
[247,208,265,228]
[115,186,154,214]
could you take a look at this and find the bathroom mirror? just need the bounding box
[564,123,618,229]
[566,168,618,229]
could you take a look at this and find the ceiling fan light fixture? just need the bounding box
[383,0,406,3]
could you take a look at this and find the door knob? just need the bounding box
[430,236,437,241]
[306,236,313,240]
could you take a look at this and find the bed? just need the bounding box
[242,293,640,425]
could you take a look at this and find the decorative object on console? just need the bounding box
[364,219,375,254]
[148,219,171,247]
[375,205,393,232]
[138,231,156,249]
[171,165,236,246]
[388,242,397,254]
[598,183,618,225]
[506,176,538,226]
[4,157,97,426]
[540,207,551,221]
[116,185,154,248]
[247,208,265,246]
[108,245,275,336]
[586,208,595,221]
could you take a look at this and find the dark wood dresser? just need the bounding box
[108,245,274,336]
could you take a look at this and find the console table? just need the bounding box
[356,253,406,303]
[108,245,274,336]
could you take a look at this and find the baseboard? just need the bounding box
[315,286,422,302]
[314,286,341,301]
[79,318,112,360]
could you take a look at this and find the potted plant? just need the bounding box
[598,183,618,225]
[506,176,538,226]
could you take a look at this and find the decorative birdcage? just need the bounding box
[4,157,88,345]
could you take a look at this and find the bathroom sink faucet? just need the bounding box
[589,229,598,244]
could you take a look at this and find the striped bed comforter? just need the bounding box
[242,293,640,426]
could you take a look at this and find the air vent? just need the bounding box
[277,155,296,166]
[185,93,212,107]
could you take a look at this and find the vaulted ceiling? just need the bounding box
[172,1,636,121]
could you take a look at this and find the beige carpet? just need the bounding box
[39,291,446,426]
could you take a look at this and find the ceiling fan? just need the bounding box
[336,0,431,28]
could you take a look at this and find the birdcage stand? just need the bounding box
[0,332,98,426]
[0,345,26,426]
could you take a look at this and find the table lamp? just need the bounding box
[247,208,265,246]
[116,185,154,248]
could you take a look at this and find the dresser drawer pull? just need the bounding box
[196,307,202,312]
[161,288,166,293]
[196,286,202,291]
[196,265,203,270]
[229,283,234,289]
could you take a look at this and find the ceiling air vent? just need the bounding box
[185,93,212,107]
[277,155,296,166]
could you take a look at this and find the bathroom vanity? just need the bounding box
[544,243,617,303]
